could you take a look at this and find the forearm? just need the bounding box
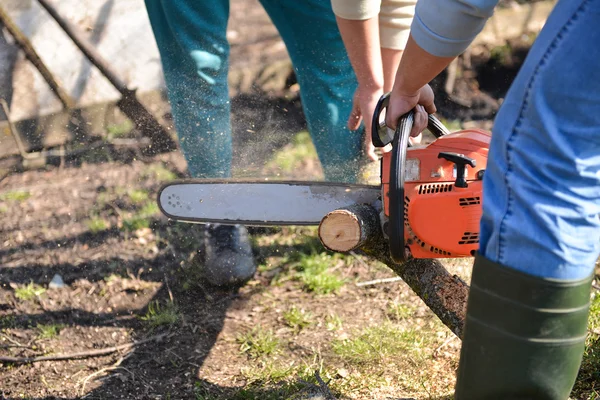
[393,0,500,95]
[391,35,455,96]
[335,16,384,90]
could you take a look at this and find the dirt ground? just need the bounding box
[1,3,599,400]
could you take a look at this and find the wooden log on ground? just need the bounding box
[319,204,469,338]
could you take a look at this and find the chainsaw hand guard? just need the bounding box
[371,92,449,148]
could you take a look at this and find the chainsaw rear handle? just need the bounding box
[371,92,449,148]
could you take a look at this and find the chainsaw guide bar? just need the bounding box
[157,179,382,226]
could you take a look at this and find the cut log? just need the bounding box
[320,204,469,338]
[318,204,380,252]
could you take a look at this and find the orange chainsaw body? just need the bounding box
[381,129,491,258]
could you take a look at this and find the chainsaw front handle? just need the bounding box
[372,93,451,263]
[388,109,413,263]
[371,92,449,149]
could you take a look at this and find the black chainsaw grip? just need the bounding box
[371,92,449,149]
[389,110,414,263]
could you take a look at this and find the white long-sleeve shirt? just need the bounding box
[331,0,499,55]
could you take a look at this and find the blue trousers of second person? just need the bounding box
[144,0,364,184]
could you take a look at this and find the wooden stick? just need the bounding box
[356,276,403,287]
[0,332,169,364]
[35,0,177,154]
[0,5,74,109]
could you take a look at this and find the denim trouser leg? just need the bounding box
[144,0,232,178]
[479,0,600,280]
[144,0,363,183]
[260,0,363,183]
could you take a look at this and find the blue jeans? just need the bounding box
[144,0,363,183]
[479,0,600,280]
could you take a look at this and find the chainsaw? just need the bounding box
[157,93,491,263]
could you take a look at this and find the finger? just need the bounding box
[364,137,378,162]
[411,105,428,137]
[347,102,362,131]
[420,85,437,114]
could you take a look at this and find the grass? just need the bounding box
[283,306,313,332]
[36,324,63,339]
[265,131,318,174]
[14,282,46,301]
[0,190,31,202]
[386,301,415,321]
[140,300,181,329]
[122,201,160,232]
[143,163,177,182]
[572,293,600,398]
[295,252,346,295]
[85,216,108,233]
[325,313,343,331]
[237,325,281,359]
[128,189,150,205]
[106,119,133,138]
[331,321,429,367]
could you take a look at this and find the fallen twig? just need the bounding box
[78,353,134,397]
[0,332,169,364]
[356,276,403,287]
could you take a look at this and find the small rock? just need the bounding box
[49,274,65,289]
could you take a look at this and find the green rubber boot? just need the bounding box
[454,253,593,400]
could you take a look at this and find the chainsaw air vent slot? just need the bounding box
[404,197,410,226]
[459,197,481,206]
[430,245,451,256]
[418,183,454,195]
[459,232,479,245]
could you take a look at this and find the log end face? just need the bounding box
[318,211,362,252]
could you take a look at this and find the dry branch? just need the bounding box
[0,5,74,109]
[0,332,169,364]
[320,204,469,338]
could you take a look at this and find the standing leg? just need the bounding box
[144,0,232,178]
[455,0,600,398]
[259,0,364,184]
[144,1,255,287]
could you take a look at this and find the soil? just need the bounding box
[0,2,570,400]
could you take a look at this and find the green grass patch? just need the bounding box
[36,324,64,339]
[237,325,281,359]
[283,306,313,332]
[0,315,15,330]
[325,313,343,331]
[107,119,133,138]
[140,300,181,329]
[0,190,31,202]
[386,301,414,321]
[332,321,429,367]
[143,163,177,182]
[128,189,150,205]
[266,131,318,174]
[122,201,160,232]
[295,252,346,295]
[572,293,600,398]
[86,216,108,233]
[14,282,46,301]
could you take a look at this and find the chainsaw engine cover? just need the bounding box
[381,128,491,258]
